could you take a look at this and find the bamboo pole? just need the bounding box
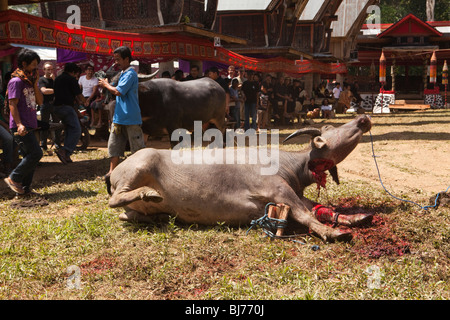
[267,204,290,237]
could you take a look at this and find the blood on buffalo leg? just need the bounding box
[271,187,352,242]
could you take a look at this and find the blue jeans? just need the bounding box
[10,127,43,190]
[54,105,81,155]
[0,124,14,165]
[244,102,257,130]
[232,107,241,130]
[39,102,61,149]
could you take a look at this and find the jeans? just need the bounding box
[10,128,43,190]
[0,124,14,165]
[244,102,257,131]
[39,102,61,149]
[232,107,241,130]
[53,105,81,155]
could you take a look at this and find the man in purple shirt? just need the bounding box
[3,48,43,196]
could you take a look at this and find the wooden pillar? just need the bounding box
[423,57,428,95]
[391,58,396,92]
[405,65,409,91]
[159,60,176,77]
[0,0,8,11]
[304,73,314,99]
[336,73,345,86]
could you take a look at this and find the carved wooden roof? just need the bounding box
[378,13,443,38]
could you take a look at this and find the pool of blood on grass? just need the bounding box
[350,215,411,259]
[330,198,411,259]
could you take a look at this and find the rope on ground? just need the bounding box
[369,130,449,211]
[247,203,319,250]
[247,203,288,238]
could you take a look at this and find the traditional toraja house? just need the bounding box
[0,0,348,91]
[0,0,346,82]
[211,0,449,110]
[351,13,450,111]
[213,0,378,99]
[0,0,448,112]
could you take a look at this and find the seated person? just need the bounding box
[303,98,321,119]
[320,98,333,119]
[303,98,319,112]
[90,89,106,128]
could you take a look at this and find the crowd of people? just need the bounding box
[0,48,364,197]
[0,46,143,197]
[166,65,363,131]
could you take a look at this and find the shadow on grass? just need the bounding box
[120,214,245,235]
[0,156,110,201]
[44,188,99,202]
[118,199,401,242]
[34,158,110,187]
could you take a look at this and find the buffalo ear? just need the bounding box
[329,166,340,185]
[312,136,327,149]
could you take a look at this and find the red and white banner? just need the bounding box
[0,10,346,75]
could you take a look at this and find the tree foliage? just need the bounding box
[379,0,449,23]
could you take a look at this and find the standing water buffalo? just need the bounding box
[106,115,373,242]
[138,77,226,145]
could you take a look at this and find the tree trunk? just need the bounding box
[426,0,435,21]
[203,0,218,29]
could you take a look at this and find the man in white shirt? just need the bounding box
[78,65,99,127]
[332,82,342,100]
[332,82,342,111]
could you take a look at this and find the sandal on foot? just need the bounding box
[55,148,68,165]
[4,177,25,194]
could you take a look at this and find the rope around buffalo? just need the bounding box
[247,203,288,238]
[369,130,450,211]
[247,203,320,249]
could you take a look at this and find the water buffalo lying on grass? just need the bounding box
[106,115,373,242]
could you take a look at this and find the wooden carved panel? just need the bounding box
[159,0,184,24]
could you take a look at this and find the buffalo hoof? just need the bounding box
[328,229,353,243]
[139,188,163,203]
[119,211,157,224]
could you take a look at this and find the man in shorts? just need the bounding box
[99,46,145,178]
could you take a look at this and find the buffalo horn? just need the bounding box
[283,128,322,143]
[138,69,159,82]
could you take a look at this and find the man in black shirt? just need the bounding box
[241,73,260,130]
[183,65,201,81]
[208,66,230,115]
[38,62,58,153]
[53,63,86,164]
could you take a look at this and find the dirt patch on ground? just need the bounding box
[337,112,449,198]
